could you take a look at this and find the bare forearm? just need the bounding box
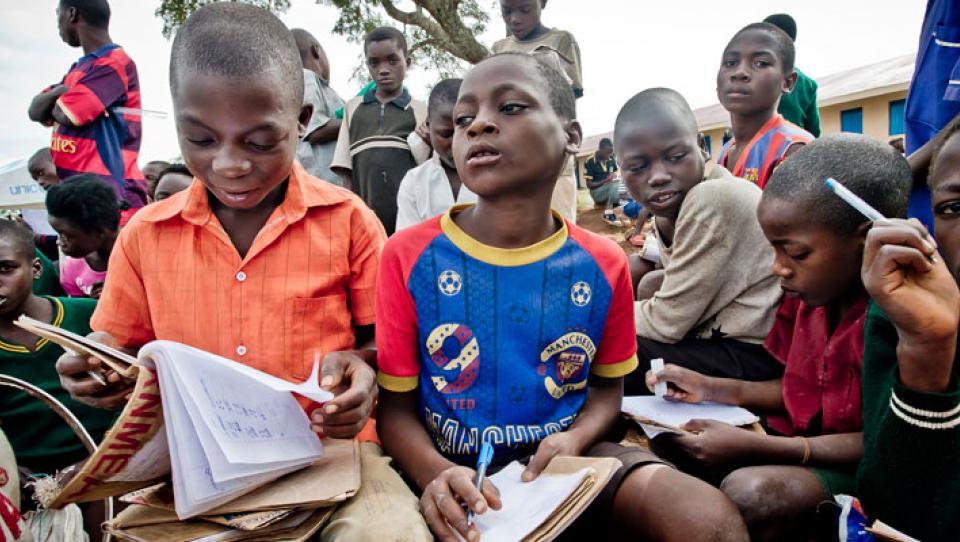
[28,91,61,124]
[897,337,957,393]
[305,119,342,145]
[565,377,622,451]
[378,390,455,490]
[702,377,784,411]
[746,432,862,468]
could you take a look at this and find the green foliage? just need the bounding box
[155,0,292,38]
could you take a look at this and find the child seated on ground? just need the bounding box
[53,4,429,539]
[0,221,114,475]
[647,134,913,541]
[856,115,960,541]
[46,175,120,299]
[395,78,476,230]
[584,138,622,225]
[715,22,812,188]
[377,53,750,542]
[332,26,427,235]
[618,88,783,387]
[152,163,193,201]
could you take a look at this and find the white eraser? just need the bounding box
[651,358,667,398]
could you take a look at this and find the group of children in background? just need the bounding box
[1,1,957,541]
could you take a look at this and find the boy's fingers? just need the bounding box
[55,353,100,378]
[319,355,345,390]
[481,479,502,510]
[433,486,474,540]
[875,245,935,276]
[865,223,937,268]
[421,496,457,542]
[523,442,557,481]
[449,472,487,514]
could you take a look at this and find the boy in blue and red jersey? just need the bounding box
[715,22,813,189]
[377,53,751,542]
[28,0,148,208]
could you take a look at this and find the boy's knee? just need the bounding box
[720,468,781,523]
[636,269,665,300]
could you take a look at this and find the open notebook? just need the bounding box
[16,316,344,519]
[464,456,620,542]
[622,395,760,438]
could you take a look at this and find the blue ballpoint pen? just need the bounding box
[467,441,495,525]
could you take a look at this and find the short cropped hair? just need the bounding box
[364,26,408,57]
[60,0,110,29]
[614,88,698,141]
[729,22,795,74]
[599,138,613,149]
[169,2,303,108]
[0,220,37,261]
[428,78,462,114]
[763,14,797,41]
[764,134,912,234]
[46,174,121,232]
[487,53,575,121]
[157,163,193,182]
[928,112,960,188]
[28,148,52,170]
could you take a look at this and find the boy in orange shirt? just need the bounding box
[54,4,429,539]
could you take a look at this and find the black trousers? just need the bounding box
[624,336,784,395]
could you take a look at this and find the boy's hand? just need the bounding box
[645,363,711,403]
[862,218,959,344]
[421,465,501,542]
[862,219,960,392]
[416,120,431,147]
[55,331,134,410]
[670,420,759,468]
[310,350,377,438]
[522,431,585,482]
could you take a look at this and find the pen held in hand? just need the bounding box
[824,177,936,263]
[468,441,495,525]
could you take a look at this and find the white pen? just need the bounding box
[651,358,667,398]
[824,177,936,263]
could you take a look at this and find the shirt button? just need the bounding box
[236,271,247,282]
[236,345,247,356]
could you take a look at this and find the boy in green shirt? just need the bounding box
[0,221,113,474]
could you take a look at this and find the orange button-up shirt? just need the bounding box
[91,162,386,382]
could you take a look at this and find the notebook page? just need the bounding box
[622,396,759,438]
[163,347,322,468]
[469,462,591,542]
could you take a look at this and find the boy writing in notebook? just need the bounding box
[395,78,476,230]
[331,27,427,235]
[715,22,813,188]
[618,88,784,387]
[377,53,751,542]
[53,4,429,539]
[647,135,912,540]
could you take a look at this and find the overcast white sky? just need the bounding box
[0,0,925,164]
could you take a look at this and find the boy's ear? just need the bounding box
[855,220,873,248]
[564,120,583,156]
[31,258,42,280]
[782,70,799,95]
[298,104,314,138]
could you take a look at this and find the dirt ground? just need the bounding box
[575,189,644,254]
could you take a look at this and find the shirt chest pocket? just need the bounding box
[285,293,353,380]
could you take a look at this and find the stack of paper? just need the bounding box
[467,456,621,542]
[13,316,357,529]
[621,396,759,438]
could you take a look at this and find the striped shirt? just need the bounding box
[48,43,147,207]
[91,162,386,382]
[716,114,813,189]
[332,87,426,235]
